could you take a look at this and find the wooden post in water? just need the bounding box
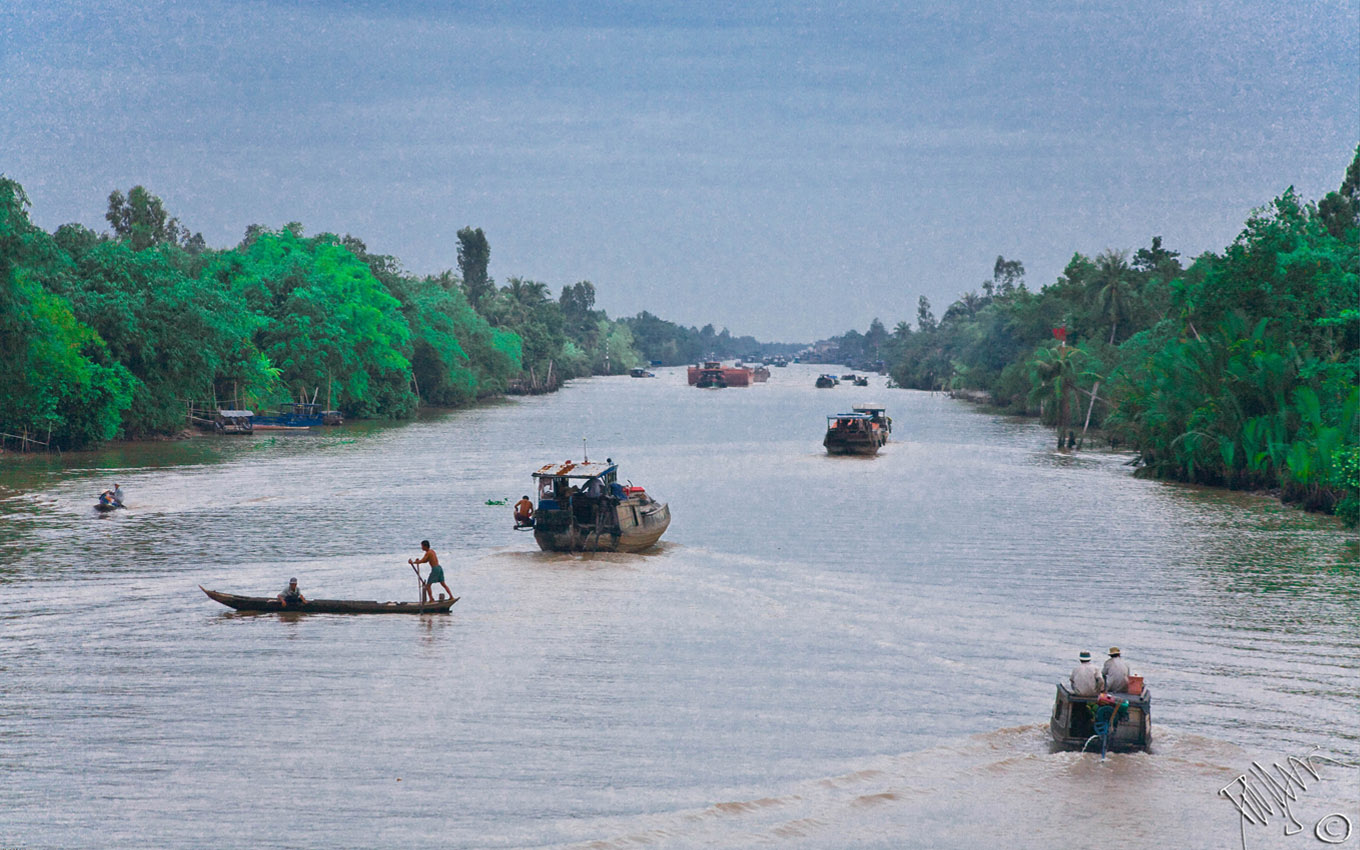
[1078,381,1101,450]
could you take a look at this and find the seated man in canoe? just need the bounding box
[277,577,307,608]
[410,540,453,603]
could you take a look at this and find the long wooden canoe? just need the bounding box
[200,586,457,614]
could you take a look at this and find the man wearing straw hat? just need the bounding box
[1070,650,1105,696]
[1103,647,1131,694]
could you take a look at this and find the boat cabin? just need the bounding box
[826,413,875,432]
[852,406,891,435]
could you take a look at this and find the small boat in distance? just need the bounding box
[252,402,325,430]
[815,374,838,388]
[853,375,869,387]
[752,365,771,382]
[200,586,457,614]
[530,459,670,552]
[1050,683,1152,752]
[823,412,888,455]
[629,368,656,378]
[687,361,752,387]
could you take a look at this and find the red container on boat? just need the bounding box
[624,486,646,496]
[1127,675,1144,695]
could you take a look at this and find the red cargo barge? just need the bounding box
[687,361,752,387]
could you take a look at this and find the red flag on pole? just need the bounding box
[1052,326,1068,343]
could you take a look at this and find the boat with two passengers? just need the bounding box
[529,459,670,552]
[823,411,889,455]
[1050,682,1152,752]
[200,586,457,614]
[815,374,838,388]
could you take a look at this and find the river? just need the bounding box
[1,364,1356,849]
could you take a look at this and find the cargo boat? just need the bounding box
[687,361,752,387]
[530,460,670,553]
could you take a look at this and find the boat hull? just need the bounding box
[201,587,457,614]
[823,434,884,455]
[533,501,671,553]
[1049,683,1152,751]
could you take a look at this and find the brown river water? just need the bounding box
[1,364,1357,849]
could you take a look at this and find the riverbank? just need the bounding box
[942,385,1356,526]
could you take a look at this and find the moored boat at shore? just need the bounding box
[530,460,670,552]
[252,402,331,430]
[200,586,457,614]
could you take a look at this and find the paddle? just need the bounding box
[410,560,424,610]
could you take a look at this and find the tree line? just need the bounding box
[825,149,1360,523]
[2,181,753,450]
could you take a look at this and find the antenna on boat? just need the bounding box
[582,437,588,462]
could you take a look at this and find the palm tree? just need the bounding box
[1089,249,1133,344]
[1027,344,1088,448]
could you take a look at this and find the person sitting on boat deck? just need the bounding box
[1070,650,1105,696]
[410,540,452,603]
[584,475,605,501]
[111,483,124,507]
[1102,647,1131,693]
[514,495,534,527]
[277,577,306,608]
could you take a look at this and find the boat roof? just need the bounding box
[532,461,617,479]
[853,405,887,412]
[828,413,874,420]
[218,409,254,417]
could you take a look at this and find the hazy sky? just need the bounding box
[3,0,1356,341]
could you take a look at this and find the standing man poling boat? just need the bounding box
[410,540,452,603]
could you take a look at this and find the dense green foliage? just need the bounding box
[847,149,1359,521]
[0,181,681,448]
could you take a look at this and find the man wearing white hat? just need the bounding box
[1103,647,1131,694]
[1070,650,1105,696]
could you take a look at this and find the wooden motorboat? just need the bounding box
[201,586,457,614]
[823,412,888,455]
[94,502,123,513]
[530,460,670,553]
[815,374,838,388]
[1050,683,1152,752]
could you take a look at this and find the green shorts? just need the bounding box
[426,565,445,584]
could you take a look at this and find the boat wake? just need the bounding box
[543,726,1333,850]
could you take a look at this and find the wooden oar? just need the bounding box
[410,561,424,611]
